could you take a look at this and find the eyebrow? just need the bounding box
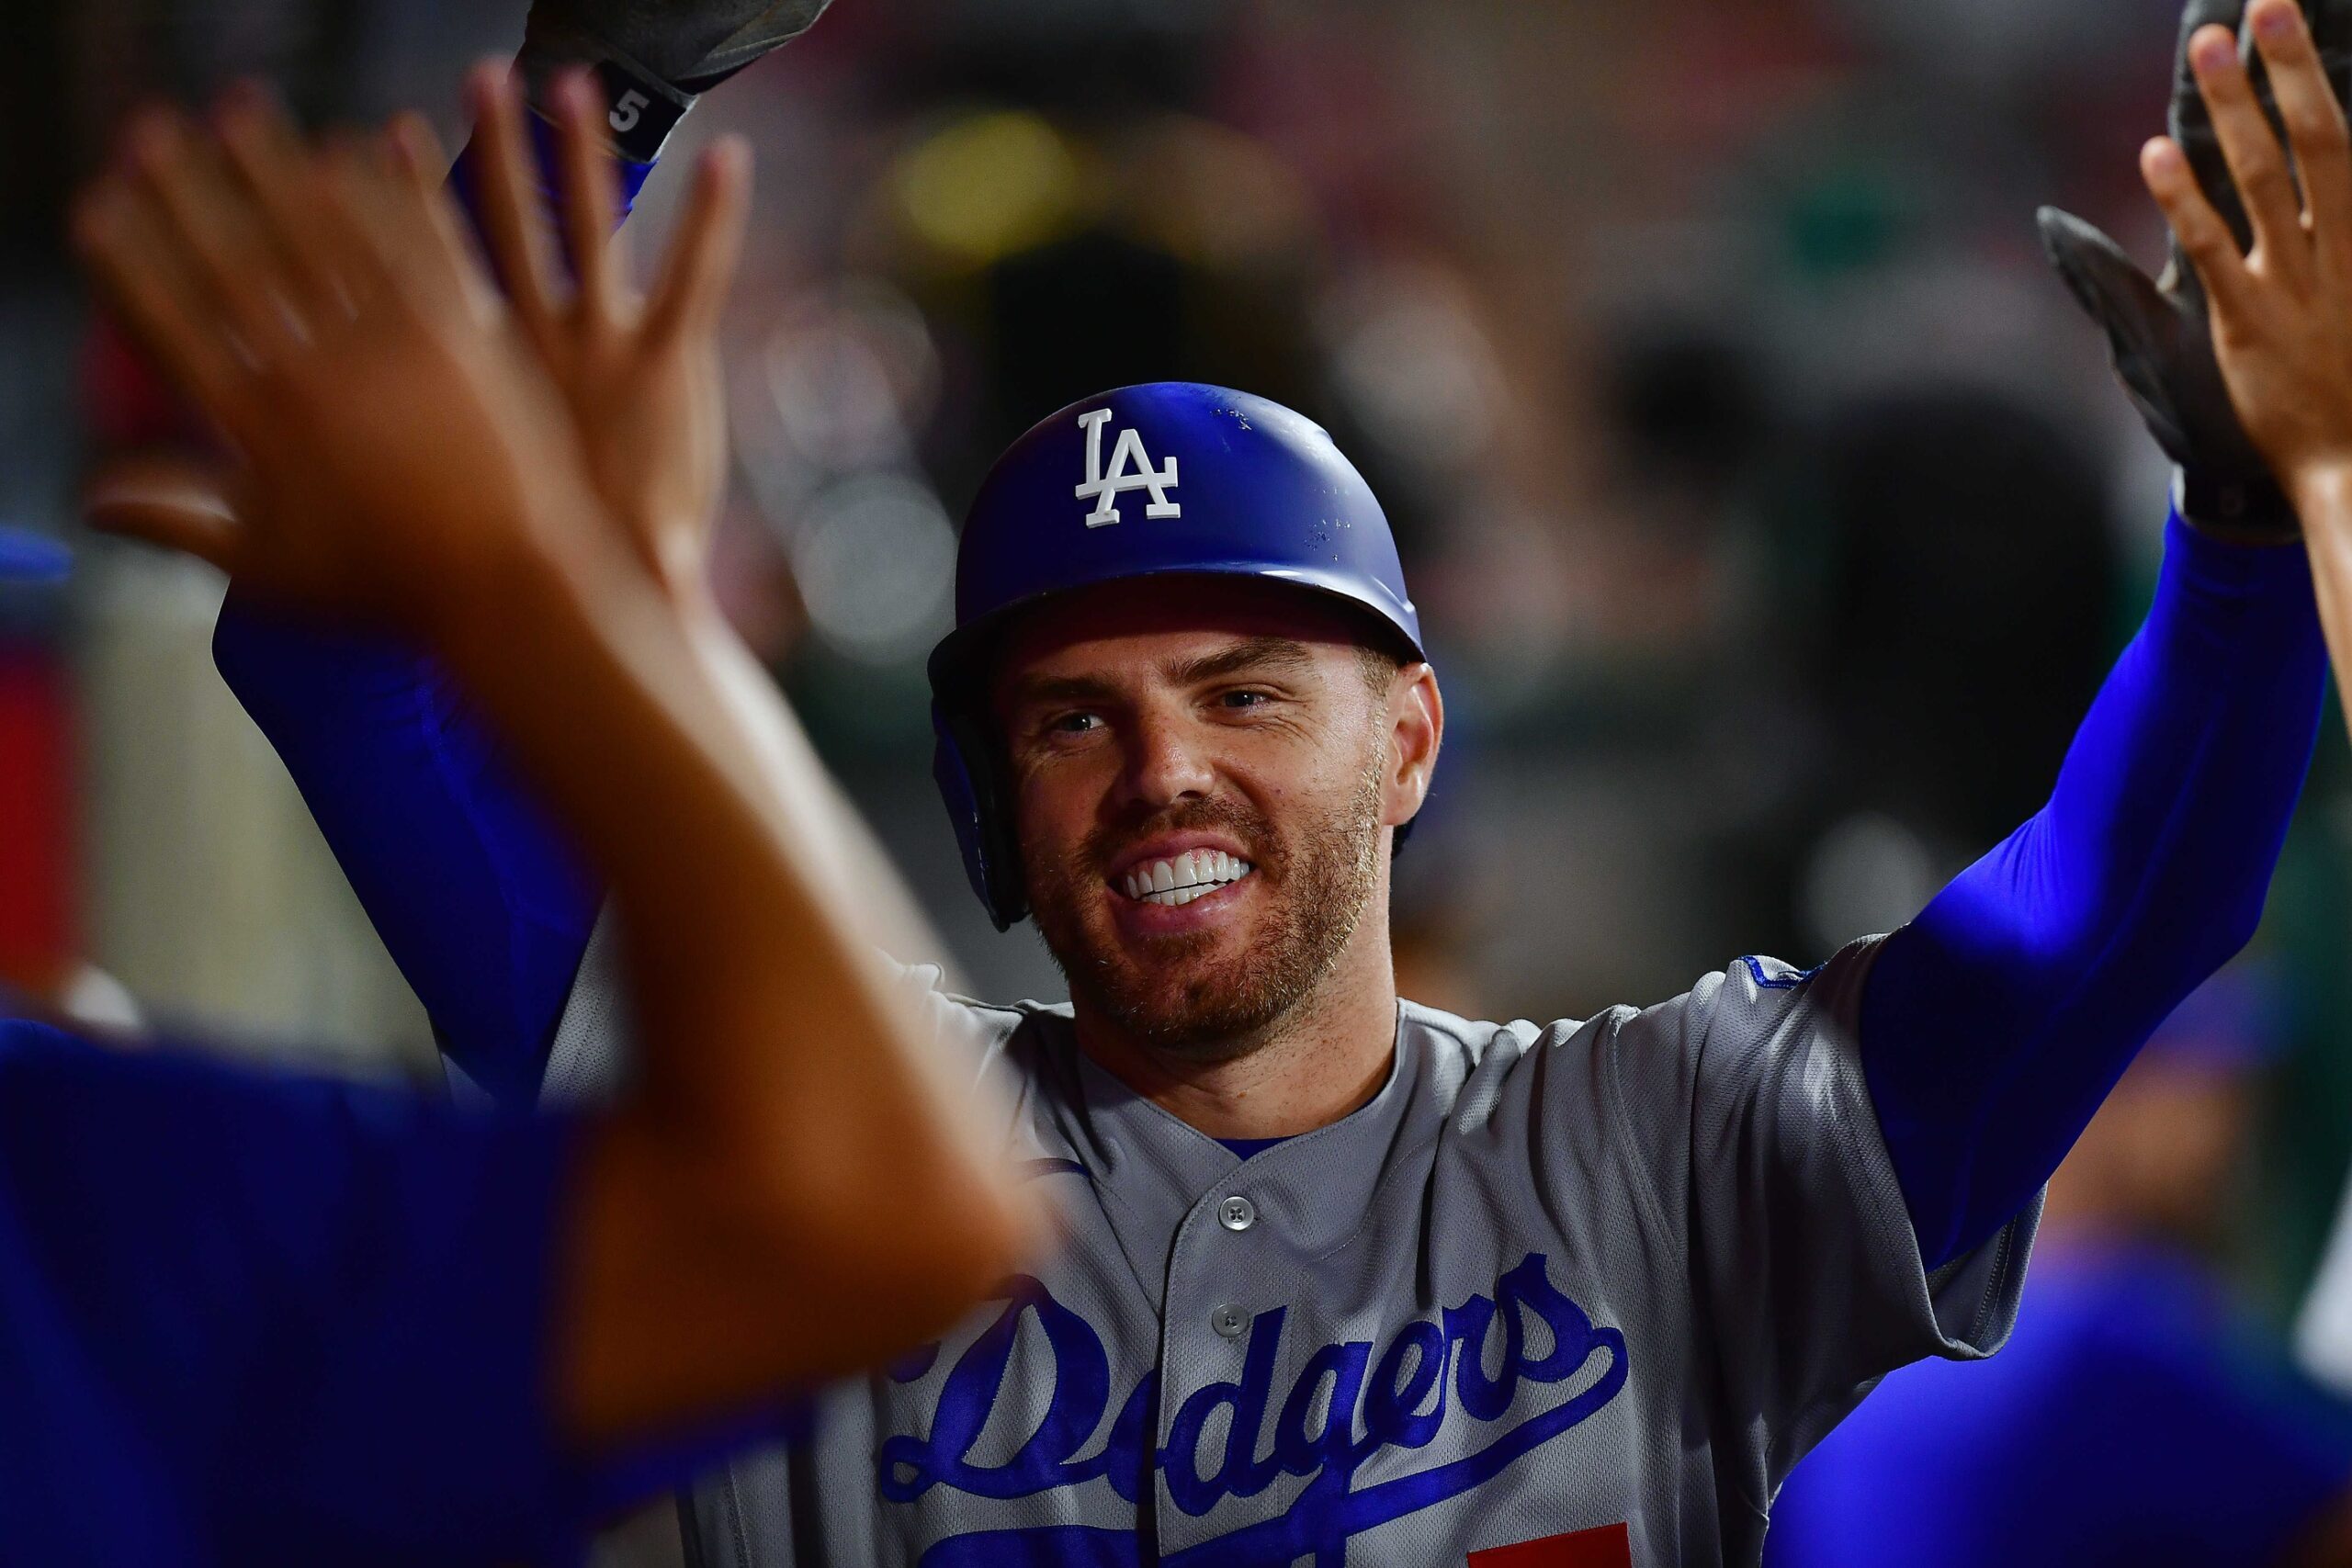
[1166,637,1317,687]
[1004,637,1317,710]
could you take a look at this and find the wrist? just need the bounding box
[2290,462,2352,534]
[417,530,577,676]
[656,549,721,627]
[2176,467,2301,543]
[419,484,628,677]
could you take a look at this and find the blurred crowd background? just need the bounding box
[10,0,2352,1554]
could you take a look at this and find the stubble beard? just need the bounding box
[1028,753,1388,1063]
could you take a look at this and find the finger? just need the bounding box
[218,98,388,323]
[463,61,562,337]
[2144,134,2257,309]
[378,112,490,306]
[2256,0,2352,267]
[338,118,477,320]
[550,69,625,317]
[120,108,305,365]
[2174,6,2263,251]
[83,453,247,573]
[212,83,345,311]
[331,132,432,287]
[643,137,752,347]
[72,175,251,426]
[300,133,401,316]
[2192,23,2312,273]
[377,113,506,329]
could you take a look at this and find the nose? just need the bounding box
[1116,707,1216,813]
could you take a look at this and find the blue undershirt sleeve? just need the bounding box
[208,102,661,1107]
[213,604,598,1106]
[1860,511,2327,1270]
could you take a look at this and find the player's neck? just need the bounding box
[1072,914,1400,1142]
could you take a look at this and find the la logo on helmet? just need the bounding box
[1074,409,1182,529]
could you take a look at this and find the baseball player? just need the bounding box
[18,95,1035,1564]
[115,0,2352,1562]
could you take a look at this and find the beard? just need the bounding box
[1025,750,1388,1061]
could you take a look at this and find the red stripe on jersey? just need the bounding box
[1467,1522,1632,1568]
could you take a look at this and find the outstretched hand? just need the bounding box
[2144,0,2352,516]
[2041,0,2352,539]
[74,91,594,634]
[463,64,752,596]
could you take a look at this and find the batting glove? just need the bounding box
[518,0,836,165]
[2039,0,2352,540]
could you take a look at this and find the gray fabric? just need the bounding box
[542,908,631,1107]
[547,935,2034,1566]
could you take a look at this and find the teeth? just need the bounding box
[1117,850,1259,904]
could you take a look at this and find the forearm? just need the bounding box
[206,62,703,1098]
[1862,510,2325,1269]
[671,582,958,977]
[2296,467,2352,738]
[425,509,1029,1438]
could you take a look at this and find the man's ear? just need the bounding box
[1382,663,1443,829]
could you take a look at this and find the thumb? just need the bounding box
[2037,206,2173,357]
[2038,206,2202,464]
[83,453,247,574]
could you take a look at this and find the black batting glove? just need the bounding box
[518,0,836,165]
[2040,0,2352,541]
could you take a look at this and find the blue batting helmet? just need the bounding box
[927,382,1424,930]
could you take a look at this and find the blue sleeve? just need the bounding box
[209,95,667,1108]
[214,604,599,1106]
[448,112,661,228]
[1861,513,2327,1270]
[0,1021,587,1564]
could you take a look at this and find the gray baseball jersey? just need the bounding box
[544,931,2035,1568]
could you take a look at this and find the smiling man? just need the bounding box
[172,1,2352,1563]
[961,570,1435,1132]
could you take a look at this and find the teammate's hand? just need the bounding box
[2040,0,2352,540]
[75,92,592,632]
[466,64,752,596]
[2145,0,2352,517]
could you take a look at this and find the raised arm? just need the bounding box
[75,82,1037,1443]
[1864,0,2352,1271]
[1860,512,2322,1269]
[203,607,596,1102]
[154,5,833,1103]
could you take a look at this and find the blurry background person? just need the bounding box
[1765,971,2352,1567]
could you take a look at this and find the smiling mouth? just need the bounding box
[1116,848,1256,908]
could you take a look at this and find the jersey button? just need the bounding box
[1218,1195,1257,1232]
[1211,1304,1248,1339]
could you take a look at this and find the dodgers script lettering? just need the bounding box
[878,1252,1630,1566]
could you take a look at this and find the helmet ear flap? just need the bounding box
[931,704,1027,931]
